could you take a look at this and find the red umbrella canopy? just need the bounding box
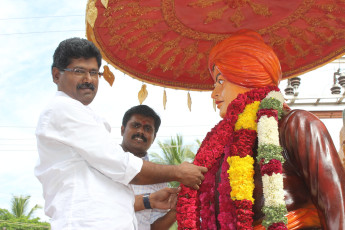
[86,0,345,90]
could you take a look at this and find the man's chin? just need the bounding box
[132,151,147,158]
[79,95,96,105]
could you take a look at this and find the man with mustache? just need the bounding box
[121,105,177,230]
[34,37,207,230]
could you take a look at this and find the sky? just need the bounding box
[0,0,344,222]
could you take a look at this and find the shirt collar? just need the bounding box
[142,155,149,161]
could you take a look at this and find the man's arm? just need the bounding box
[39,100,143,186]
[151,209,176,230]
[131,161,207,190]
[134,187,180,212]
[134,194,147,212]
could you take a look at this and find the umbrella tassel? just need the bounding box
[103,65,115,86]
[138,84,148,104]
[213,98,216,112]
[187,91,192,112]
[163,89,167,110]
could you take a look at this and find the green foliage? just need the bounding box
[149,134,197,187]
[262,205,288,227]
[0,217,50,230]
[0,208,50,230]
[195,139,201,148]
[257,144,284,164]
[11,196,41,219]
[169,221,178,230]
[0,209,13,220]
[0,195,50,230]
[259,98,283,119]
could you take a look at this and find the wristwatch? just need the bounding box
[143,193,152,209]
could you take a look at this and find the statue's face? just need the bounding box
[211,66,250,118]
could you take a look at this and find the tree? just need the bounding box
[149,134,197,188]
[149,134,199,230]
[10,196,41,219]
[0,195,50,230]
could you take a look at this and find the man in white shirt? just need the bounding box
[34,37,207,230]
[121,105,177,230]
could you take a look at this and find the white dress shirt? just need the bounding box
[131,156,168,230]
[35,91,143,230]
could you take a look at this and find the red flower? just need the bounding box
[229,129,256,157]
[257,109,278,122]
[268,222,288,230]
[176,86,283,229]
[260,159,283,176]
[177,205,198,213]
[182,219,197,228]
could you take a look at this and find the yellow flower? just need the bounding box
[227,156,255,202]
[235,101,260,131]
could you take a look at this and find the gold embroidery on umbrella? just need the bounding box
[101,0,109,8]
[189,53,206,78]
[248,1,272,16]
[188,0,219,8]
[87,0,345,90]
[205,6,228,24]
[173,42,199,77]
[86,0,98,28]
[147,37,182,72]
[188,0,271,26]
[162,0,228,41]
[161,49,181,73]
[287,26,310,59]
[127,32,166,61]
[230,8,245,27]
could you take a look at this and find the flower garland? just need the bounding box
[176,86,288,230]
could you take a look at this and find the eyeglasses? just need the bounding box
[61,68,103,77]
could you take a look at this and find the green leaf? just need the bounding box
[149,134,197,187]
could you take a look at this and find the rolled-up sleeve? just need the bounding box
[36,97,143,185]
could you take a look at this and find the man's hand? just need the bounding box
[131,161,207,189]
[149,187,180,210]
[176,162,208,190]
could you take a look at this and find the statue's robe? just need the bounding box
[216,109,345,230]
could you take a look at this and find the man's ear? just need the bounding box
[121,125,125,136]
[52,67,61,84]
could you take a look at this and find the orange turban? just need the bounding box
[208,29,282,88]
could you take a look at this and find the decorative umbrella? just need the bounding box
[86,0,345,91]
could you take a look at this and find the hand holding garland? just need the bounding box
[176,86,288,230]
[131,161,207,190]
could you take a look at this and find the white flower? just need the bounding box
[265,91,285,105]
[262,173,285,206]
[257,116,280,146]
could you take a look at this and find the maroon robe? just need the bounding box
[215,109,345,229]
[252,109,345,229]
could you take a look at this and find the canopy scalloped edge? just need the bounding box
[86,0,345,91]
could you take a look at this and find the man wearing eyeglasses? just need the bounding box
[34,37,207,230]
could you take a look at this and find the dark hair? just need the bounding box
[122,105,161,135]
[52,37,102,71]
